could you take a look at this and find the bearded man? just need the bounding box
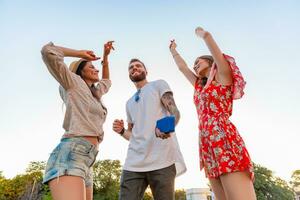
[113,58,186,200]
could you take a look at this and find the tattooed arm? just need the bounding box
[156,91,180,139]
[161,92,180,125]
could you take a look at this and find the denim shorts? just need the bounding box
[43,137,98,187]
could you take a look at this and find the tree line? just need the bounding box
[0,160,299,200]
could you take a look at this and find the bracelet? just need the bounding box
[101,60,108,65]
[119,128,125,136]
[172,53,179,57]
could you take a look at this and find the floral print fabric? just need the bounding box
[193,55,254,180]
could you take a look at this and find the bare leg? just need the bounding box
[220,171,256,200]
[209,178,226,200]
[86,186,93,200]
[49,176,86,200]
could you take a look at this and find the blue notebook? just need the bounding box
[156,116,175,134]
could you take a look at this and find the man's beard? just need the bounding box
[129,71,146,82]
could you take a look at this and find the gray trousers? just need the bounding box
[119,164,176,200]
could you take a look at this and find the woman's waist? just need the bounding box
[82,136,99,147]
[198,111,231,119]
[62,132,103,147]
[60,136,99,153]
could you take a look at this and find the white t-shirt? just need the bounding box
[124,80,186,176]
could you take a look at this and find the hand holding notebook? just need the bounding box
[156,116,175,134]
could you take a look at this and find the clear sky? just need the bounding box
[1,0,300,189]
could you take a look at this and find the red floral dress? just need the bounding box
[193,54,254,180]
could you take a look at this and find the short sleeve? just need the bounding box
[126,102,132,123]
[224,54,246,99]
[155,79,172,98]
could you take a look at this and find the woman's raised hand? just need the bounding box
[169,39,177,51]
[104,41,115,56]
[195,27,210,39]
[78,50,100,61]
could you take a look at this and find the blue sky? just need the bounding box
[1,0,300,189]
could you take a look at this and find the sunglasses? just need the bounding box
[134,89,141,102]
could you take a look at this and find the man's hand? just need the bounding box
[155,128,171,140]
[113,119,124,134]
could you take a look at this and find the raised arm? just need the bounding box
[41,42,100,89]
[92,41,114,98]
[101,41,114,79]
[195,27,232,85]
[169,40,198,86]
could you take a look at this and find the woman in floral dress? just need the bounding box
[169,27,256,200]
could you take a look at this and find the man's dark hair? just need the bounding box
[129,58,147,70]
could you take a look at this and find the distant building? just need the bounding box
[295,191,300,200]
[186,188,214,200]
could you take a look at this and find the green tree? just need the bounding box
[0,172,4,180]
[21,161,49,200]
[0,172,9,200]
[0,174,32,200]
[25,161,46,174]
[254,163,294,200]
[25,161,46,191]
[93,159,121,200]
[143,189,153,200]
[141,188,186,200]
[175,189,186,200]
[291,170,300,197]
[0,161,49,200]
[291,170,300,188]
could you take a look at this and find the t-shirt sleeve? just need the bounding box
[155,79,172,98]
[126,102,133,123]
